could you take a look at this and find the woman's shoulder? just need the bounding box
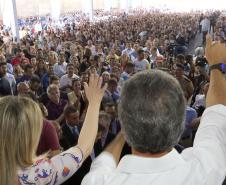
[18,158,57,185]
[18,147,83,185]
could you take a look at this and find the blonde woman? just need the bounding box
[0,74,107,185]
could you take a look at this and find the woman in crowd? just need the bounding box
[0,74,107,185]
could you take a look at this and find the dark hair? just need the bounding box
[24,64,33,72]
[137,49,144,55]
[0,62,7,67]
[64,105,79,117]
[185,54,193,63]
[37,57,45,62]
[176,63,185,70]
[176,54,185,63]
[81,72,89,76]
[104,102,116,108]
[108,79,118,86]
[195,57,208,67]
[110,74,119,81]
[49,75,59,84]
[30,75,41,84]
[0,78,12,96]
[125,62,135,68]
[17,49,22,54]
[66,63,74,69]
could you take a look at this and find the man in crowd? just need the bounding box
[16,64,34,84]
[0,62,16,94]
[60,105,81,150]
[53,51,67,77]
[102,79,120,105]
[174,63,194,99]
[134,49,150,72]
[60,63,79,92]
[41,64,55,91]
[0,76,12,96]
[200,16,210,45]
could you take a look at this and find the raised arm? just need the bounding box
[105,132,125,164]
[77,74,107,160]
[191,35,226,184]
[205,35,226,107]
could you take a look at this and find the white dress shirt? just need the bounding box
[82,105,226,185]
[59,74,79,88]
[53,62,67,77]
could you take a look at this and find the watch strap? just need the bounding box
[209,63,225,74]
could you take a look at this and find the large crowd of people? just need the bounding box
[0,9,226,185]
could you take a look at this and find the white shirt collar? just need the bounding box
[66,122,79,133]
[117,149,185,174]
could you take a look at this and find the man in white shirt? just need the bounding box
[122,43,134,57]
[82,35,226,185]
[200,16,210,45]
[134,49,149,72]
[53,51,67,78]
[60,63,79,92]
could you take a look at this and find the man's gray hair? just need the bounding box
[47,84,59,95]
[118,70,186,154]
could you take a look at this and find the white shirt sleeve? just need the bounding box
[81,152,117,185]
[183,105,226,182]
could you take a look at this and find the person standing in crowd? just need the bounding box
[200,16,210,45]
[174,63,194,99]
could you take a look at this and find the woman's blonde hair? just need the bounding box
[0,96,43,185]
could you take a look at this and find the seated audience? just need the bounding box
[46,84,68,122]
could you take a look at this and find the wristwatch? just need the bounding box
[209,63,226,74]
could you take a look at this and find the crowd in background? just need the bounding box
[0,9,226,185]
